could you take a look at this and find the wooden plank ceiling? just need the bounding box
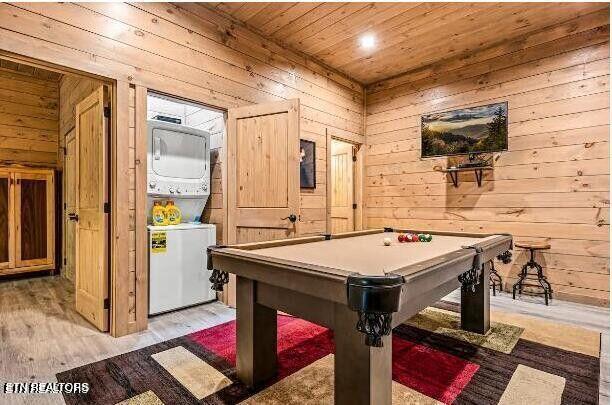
[204,2,607,84]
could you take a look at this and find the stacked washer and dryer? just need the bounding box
[146,118,217,315]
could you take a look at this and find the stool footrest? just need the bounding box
[512,247,553,305]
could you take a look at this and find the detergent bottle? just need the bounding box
[151,200,169,226]
[165,200,182,225]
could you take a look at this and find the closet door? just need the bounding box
[0,169,14,270]
[14,170,55,268]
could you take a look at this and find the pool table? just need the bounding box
[207,228,513,405]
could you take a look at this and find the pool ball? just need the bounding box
[398,234,405,242]
[411,234,419,242]
[383,237,392,246]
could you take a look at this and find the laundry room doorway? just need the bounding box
[145,92,226,317]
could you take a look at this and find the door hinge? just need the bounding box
[63,258,67,265]
[62,147,67,156]
[64,202,67,210]
[103,298,110,309]
[352,203,357,209]
[103,107,111,118]
[104,202,111,213]
[352,155,357,162]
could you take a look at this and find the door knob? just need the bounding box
[282,214,297,223]
[68,213,79,222]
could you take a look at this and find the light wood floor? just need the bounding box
[0,275,235,405]
[0,275,608,405]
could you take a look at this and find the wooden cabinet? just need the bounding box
[0,167,55,275]
[0,169,14,270]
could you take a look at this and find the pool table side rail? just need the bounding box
[209,250,351,304]
[391,234,512,324]
[389,228,513,240]
[208,231,512,307]
[394,233,512,283]
[222,229,382,251]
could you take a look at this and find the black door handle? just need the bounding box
[281,214,297,223]
[68,213,79,222]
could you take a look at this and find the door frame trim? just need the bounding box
[326,132,364,234]
[0,51,123,334]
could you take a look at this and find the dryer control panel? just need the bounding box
[147,179,209,196]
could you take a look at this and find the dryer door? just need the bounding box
[151,126,207,180]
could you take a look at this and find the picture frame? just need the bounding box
[421,101,508,158]
[300,139,316,189]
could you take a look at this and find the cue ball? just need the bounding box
[383,237,392,246]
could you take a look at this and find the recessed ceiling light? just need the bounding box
[359,34,376,49]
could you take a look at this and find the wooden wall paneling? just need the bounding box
[0,2,364,332]
[0,67,59,167]
[179,3,362,94]
[134,85,148,331]
[10,3,363,130]
[209,13,359,107]
[366,51,609,120]
[364,13,610,306]
[0,2,364,137]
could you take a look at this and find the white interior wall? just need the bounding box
[147,93,225,150]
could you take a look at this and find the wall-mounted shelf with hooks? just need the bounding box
[435,166,493,188]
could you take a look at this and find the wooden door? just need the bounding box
[227,99,300,244]
[330,140,354,233]
[74,86,109,332]
[0,169,14,270]
[63,133,77,280]
[225,100,300,306]
[14,170,54,268]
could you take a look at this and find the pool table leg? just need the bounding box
[334,303,392,405]
[461,260,491,334]
[236,276,277,388]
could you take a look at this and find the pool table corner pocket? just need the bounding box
[346,273,404,347]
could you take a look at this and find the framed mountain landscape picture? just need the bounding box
[421,102,508,158]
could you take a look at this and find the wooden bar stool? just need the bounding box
[512,241,553,305]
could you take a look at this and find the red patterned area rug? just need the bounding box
[57,302,601,404]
